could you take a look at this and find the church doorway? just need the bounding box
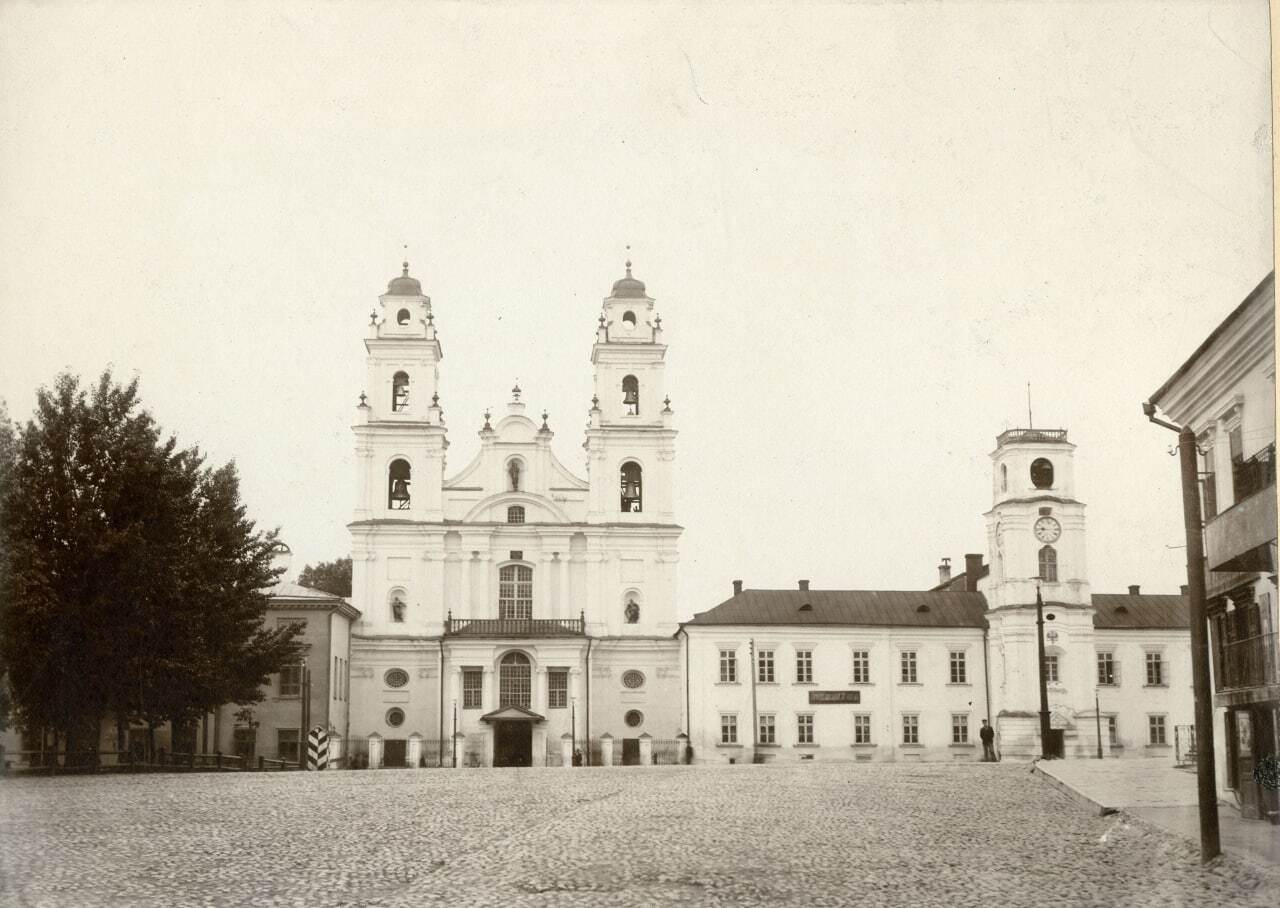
[622,738,640,765]
[384,738,407,768]
[493,720,532,767]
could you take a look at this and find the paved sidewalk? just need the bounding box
[1036,758,1280,869]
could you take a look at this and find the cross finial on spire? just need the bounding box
[625,244,632,275]
[369,309,378,325]
[483,408,491,430]
[403,243,410,277]
[358,391,368,408]
[512,383,521,402]
[541,411,549,430]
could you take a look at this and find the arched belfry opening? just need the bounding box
[392,371,409,412]
[620,461,642,512]
[388,459,411,510]
[622,375,639,416]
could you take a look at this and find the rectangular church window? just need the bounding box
[548,670,568,709]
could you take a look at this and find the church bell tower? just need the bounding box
[583,260,677,523]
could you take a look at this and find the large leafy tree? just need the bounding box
[0,372,300,757]
[297,557,352,597]
[0,399,15,731]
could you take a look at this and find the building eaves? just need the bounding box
[684,589,989,629]
[1148,271,1275,407]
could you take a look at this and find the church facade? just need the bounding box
[345,262,683,767]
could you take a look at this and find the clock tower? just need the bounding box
[980,428,1096,757]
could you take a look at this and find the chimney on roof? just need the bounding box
[938,557,952,586]
[798,579,810,591]
[964,554,983,592]
[1128,584,1141,596]
[732,579,743,596]
[1181,584,1189,596]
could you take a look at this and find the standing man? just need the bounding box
[980,719,997,762]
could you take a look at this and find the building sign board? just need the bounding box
[808,690,861,704]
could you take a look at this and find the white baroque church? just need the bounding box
[346,261,683,767]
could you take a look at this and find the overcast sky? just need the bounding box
[0,1,1272,617]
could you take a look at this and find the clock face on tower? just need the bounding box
[1033,516,1062,543]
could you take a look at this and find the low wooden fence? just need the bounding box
[0,749,302,774]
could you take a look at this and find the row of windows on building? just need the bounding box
[452,654,647,710]
[1097,651,1168,687]
[376,563,642,625]
[717,648,972,685]
[384,460,645,513]
[717,712,1172,747]
[714,647,1169,687]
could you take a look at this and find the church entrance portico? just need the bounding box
[482,705,546,767]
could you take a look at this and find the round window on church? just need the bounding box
[384,668,409,689]
[1030,457,1054,489]
[622,670,645,690]
[386,708,405,728]
[625,710,644,728]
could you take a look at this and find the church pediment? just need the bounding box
[480,705,545,723]
[493,414,539,443]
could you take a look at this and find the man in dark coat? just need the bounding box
[980,719,997,761]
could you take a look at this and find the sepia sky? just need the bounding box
[0,1,1272,618]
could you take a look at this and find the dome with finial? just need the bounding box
[610,260,647,299]
[386,261,423,296]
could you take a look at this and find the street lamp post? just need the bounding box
[1143,405,1220,862]
[451,700,457,769]
[571,696,577,766]
[1035,584,1053,759]
[1095,689,1103,760]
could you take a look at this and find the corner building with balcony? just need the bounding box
[1147,271,1277,823]
[347,262,682,767]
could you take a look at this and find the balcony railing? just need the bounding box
[444,613,585,637]
[996,428,1068,446]
[1231,443,1276,503]
[1216,632,1279,692]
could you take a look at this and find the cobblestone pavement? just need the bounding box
[2,763,1278,907]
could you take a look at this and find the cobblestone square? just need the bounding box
[1,763,1276,907]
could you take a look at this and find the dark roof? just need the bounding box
[685,589,989,629]
[386,261,423,296]
[610,261,647,298]
[1148,271,1274,406]
[684,588,1189,632]
[266,581,360,620]
[1092,593,1189,629]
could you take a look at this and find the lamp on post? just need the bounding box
[1035,583,1054,759]
[571,696,578,766]
[1095,688,1104,760]
[451,700,457,769]
[1142,401,1220,862]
